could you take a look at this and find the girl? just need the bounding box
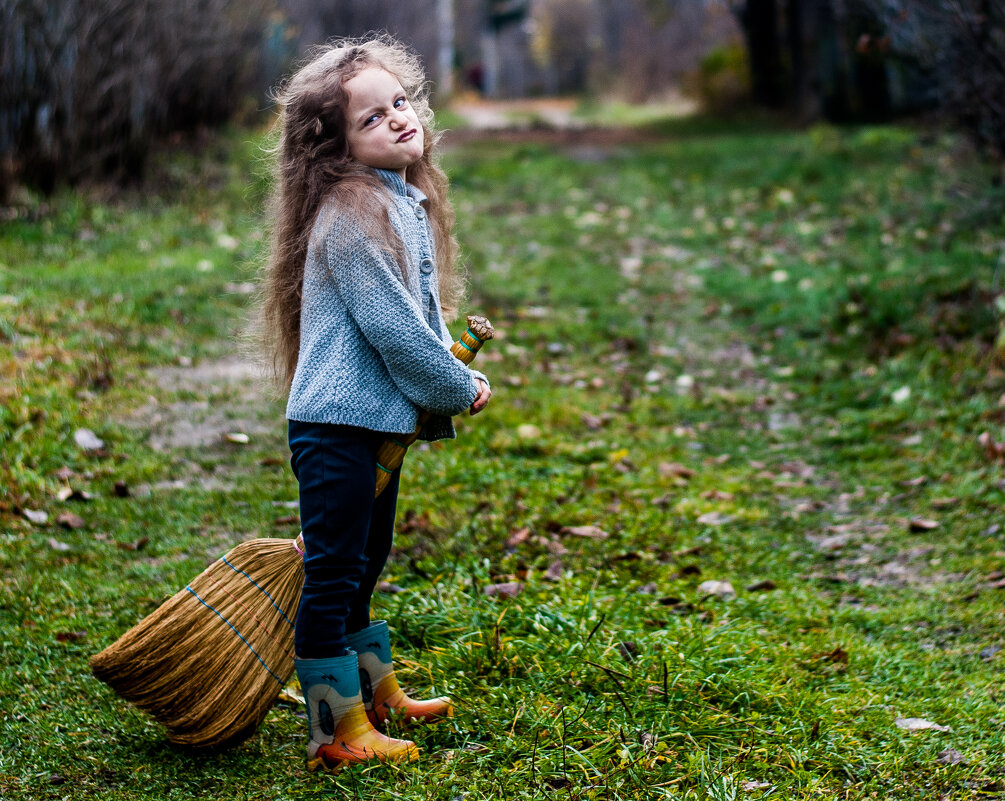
[260,35,491,772]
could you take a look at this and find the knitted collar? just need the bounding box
[373,168,428,206]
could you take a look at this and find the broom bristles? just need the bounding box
[90,536,306,748]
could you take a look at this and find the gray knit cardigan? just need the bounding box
[286,169,486,441]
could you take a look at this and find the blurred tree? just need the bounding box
[729,0,1002,158]
[1,0,271,194]
[727,0,932,122]
[865,0,1004,158]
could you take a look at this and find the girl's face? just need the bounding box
[344,67,424,179]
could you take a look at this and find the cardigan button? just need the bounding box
[414,205,425,219]
[419,257,434,274]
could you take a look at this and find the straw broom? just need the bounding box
[90,316,495,748]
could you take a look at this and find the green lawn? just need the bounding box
[2,118,1004,800]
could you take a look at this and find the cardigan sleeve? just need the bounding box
[324,221,478,418]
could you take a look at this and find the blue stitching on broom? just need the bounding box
[185,586,284,684]
[221,556,295,628]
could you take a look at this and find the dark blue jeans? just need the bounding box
[288,420,400,659]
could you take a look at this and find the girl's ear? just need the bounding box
[314,117,323,137]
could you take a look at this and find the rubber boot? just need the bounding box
[346,620,454,729]
[295,651,418,772]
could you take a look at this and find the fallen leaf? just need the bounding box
[74,428,105,451]
[636,582,659,594]
[909,518,939,532]
[895,717,950,732]
[978,431,1005,461]
[544,559,564,582]
[274,515,300,526]
[55,631,86,642]
[56,512,86,530]
[48,538,71,552]
[619,641,639,662]
[930,497,959,509]
[23,509,48,525]
[978,645,1001,661]
[697,579,735,599]
[700,489,734,501]
[659,462,695,479]
[53,466,75,481]
[543,537,568,555]
[936,748,966,765]
[581,413,610,430]
[741,781,771,791]
[746,579,777,592]
[516,424,541,440]
[117,537,149,551]
[376,581,405,594]
[277,685,304,706]
[697,511,733,526]
[813,533,852,552]
[483,581,523,598]
[225,432,250,444]
[399,509,430,534]
[506,526,531,547]
[561,524,608,540]
[816,646,849,663]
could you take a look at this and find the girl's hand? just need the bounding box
[470,379,491,415]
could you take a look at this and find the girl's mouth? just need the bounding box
[397,129,417,143]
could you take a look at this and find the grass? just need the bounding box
[2,117,1004,800]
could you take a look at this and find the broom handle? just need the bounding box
[373,315,495,496]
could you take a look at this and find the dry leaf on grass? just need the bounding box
[483,582,523,598]
[936,748,966,765]
[697,511,733,526]
[697,580,735,599]
[895,717,950,732]
[56,487,92,502]
[561,524,609,539]
[74,428,105,451]
[23,509,48,525]
[658,462,695,479]
[56,512,85,530]
[506,526,531,547]
[978,431,1005,461]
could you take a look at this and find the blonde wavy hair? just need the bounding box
[257,34,462,391]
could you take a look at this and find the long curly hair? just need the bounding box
[257,34,462,391]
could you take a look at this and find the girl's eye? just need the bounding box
[394,97,407,109]
[364,114,380,127]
